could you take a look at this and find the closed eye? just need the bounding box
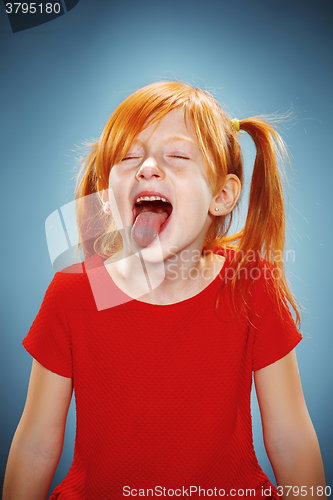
[167,155,190,160]
[122,156,141,161]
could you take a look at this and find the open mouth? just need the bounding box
[132,195,173,247]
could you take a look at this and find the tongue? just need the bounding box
[132,211,169,247]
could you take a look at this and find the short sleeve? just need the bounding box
[251,278,302,372]
[23,273,72,378]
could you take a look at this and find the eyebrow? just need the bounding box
[164,135,198,146]
[131,135,198,147]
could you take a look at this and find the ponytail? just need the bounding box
[220,118,300,327]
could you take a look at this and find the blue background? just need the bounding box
[1,0,332,495]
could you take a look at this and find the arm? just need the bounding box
[3,359,73,500]
[254,350,326,499]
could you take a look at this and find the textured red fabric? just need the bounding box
[23,250,302,499]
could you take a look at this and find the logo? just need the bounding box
[3,1,81,33]
[45,191,165,310]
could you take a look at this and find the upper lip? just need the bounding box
[132,190,172,207]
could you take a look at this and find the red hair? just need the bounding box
[75,81,300,326]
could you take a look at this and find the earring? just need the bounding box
[104,202,111,214]
[214,207,219,212]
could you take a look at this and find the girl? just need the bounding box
[3,81,326,499]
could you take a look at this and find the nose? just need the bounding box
[135,157,163,181]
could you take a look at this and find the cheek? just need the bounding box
[192,179,213,208]
[108,167,119,189]
[107,170,130,229]
[108,169,126,200]
[179,195,211,230]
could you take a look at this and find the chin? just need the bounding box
[139,236,166,263]
[137,242,166,290]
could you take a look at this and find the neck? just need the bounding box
[104,246,225,305]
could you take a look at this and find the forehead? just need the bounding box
[135,107,197,144]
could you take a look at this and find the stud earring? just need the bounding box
[214,207,219,212]
[104,202,111,214]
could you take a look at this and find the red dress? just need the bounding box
[23,249,302,499]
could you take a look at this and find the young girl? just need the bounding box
[3,81,326,499]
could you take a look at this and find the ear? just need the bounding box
[209,174,241,216]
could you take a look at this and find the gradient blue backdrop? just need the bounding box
[1,0,332,496]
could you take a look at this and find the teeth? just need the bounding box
[136,196,169,203]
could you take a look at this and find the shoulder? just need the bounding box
[47,254,104,311]
[213,246,272,292]
[214,246,296,319]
